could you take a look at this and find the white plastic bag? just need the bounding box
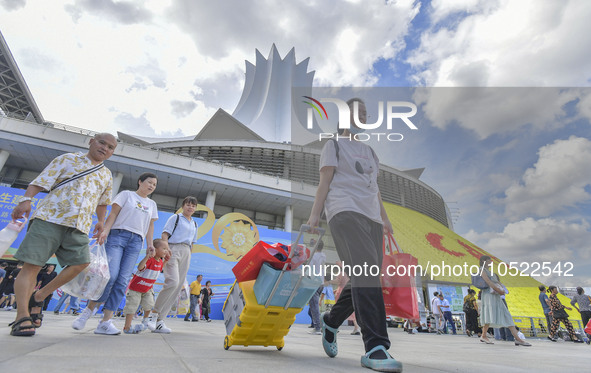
[61,242,110,300]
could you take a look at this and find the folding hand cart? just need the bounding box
[222,224,325,350]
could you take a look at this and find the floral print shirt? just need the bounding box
[548,294,566,311]
[31,152,112,234]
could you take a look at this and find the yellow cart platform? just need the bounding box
[222,224,324,351]
[222,280,302,350]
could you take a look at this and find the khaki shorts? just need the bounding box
[123,288,155,315]
[15,219,90,267]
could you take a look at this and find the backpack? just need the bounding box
[169,214,197,238]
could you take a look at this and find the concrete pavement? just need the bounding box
[0,311,587,372]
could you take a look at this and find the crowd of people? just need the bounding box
[3,133,213,336]
[2,105,590,373]
[425,270,590,346]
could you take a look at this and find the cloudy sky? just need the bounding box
[1,0,590,287]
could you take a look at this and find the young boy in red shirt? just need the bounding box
[122,239,169,334]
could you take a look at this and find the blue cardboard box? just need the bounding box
[254,263,323,308]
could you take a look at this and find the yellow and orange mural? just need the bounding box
[384,202,578,320]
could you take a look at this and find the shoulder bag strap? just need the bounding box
[169,214,181,238]
[50,163,104,192]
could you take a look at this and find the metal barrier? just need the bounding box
[430,313,586,338]
[512,316,585,337]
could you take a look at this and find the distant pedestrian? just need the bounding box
[0,262,7,288]
[53,291,79,315]
[478,255,530,346]
[547,285,584,343]
[200,280,213,322]
[185,274,203,322]
[36,264,57,310]
[538,285,553,339]
[432,291,444,334]
[463,289,479,337]
[570,286,591,340]
[307,239,326,335]
[0,262,22,311]
[437,293,456,335]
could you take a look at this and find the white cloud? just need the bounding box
[166,0,420,87]
[503,136,591,220]
[64,0,153,25]
[465,217,590,261]
[0,1,420,137]
[409,0,591,87]
[428,0,487,25]
[0,0,25,11]
[413,88,579,139]
[464,217,591,286]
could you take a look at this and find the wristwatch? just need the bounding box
[17,196,33,204]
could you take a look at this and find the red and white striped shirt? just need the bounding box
[129,258,163,293]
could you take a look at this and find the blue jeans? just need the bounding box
[188,294,200,319]
[443,311,456,334]
[95,229,143,312]
[54,292,80,312]
[309,286,323,331]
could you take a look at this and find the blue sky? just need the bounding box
[1,0,590,287]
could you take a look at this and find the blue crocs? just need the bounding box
[360,345,403,373]
[321,312,339,358]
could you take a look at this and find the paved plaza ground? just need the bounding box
[0,311,587,372]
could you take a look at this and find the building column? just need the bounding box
[204,190,216,219]
[112,172,124,196]
[0,149,9,173]
[284,205,293,232]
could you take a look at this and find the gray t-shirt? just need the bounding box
[319,139,382,224]
[571,293,591,312]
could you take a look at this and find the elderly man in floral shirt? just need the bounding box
[9,133,117,336]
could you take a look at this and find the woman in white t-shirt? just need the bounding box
[72,172,159,335]
[307,98,401,372]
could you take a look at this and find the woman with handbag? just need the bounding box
[463,289,480,337]
[478,255,531,346]
[307,98,402,372]
[547,285,584,343]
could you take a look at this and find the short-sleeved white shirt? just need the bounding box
[319,139,382,224]
[110,190,158,240]
[163,214,198,245]
[432,297,441,314]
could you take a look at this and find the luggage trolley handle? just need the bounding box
[264,224,325,309]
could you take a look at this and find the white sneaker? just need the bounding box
[143,318,155,331]
[152,320,172,334]
[4,306,13,311]
[94,320,121,335]
[72,307,93,330]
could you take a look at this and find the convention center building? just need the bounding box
[1,31,576,332]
